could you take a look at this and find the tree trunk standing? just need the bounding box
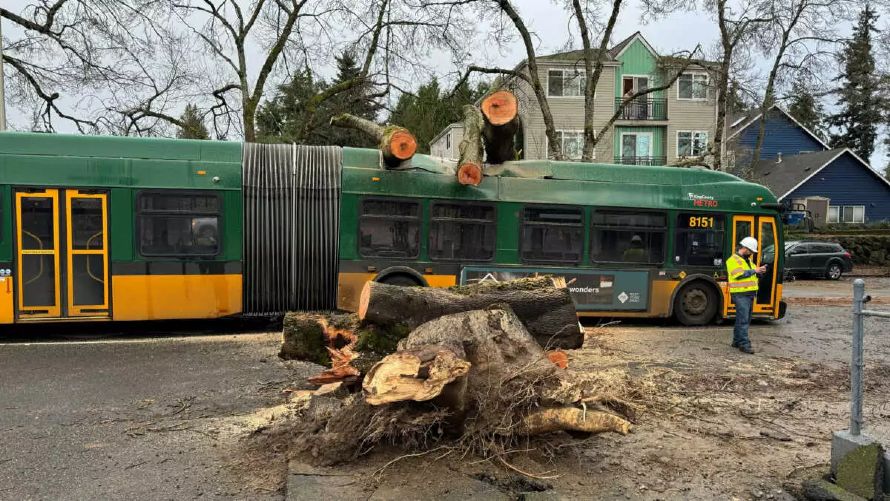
[457,104,484,185]
[573,0,623,162]
[480,90,520,164]
[495,0,562,160]
[357,279,584,349]
[752,2,808,165]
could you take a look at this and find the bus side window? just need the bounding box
[675,214,725,267]
[429,202,496,261]
[359,199,420,258]
[137,191,222,257]
[520,206,583,264]
[591,211,665,264]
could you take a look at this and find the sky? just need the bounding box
[2,0,883,172]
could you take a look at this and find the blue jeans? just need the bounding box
[731,293,755,348]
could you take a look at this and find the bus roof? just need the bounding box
[342,148,779,214]
[0,132,777,213]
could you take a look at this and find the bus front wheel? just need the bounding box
[673,282,718,326]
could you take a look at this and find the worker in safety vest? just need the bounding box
[725,237,767,354]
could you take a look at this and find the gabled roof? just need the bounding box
[608,31,643,58]
[727,105,829,150]
[750,148,890,199]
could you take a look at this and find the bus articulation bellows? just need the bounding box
[0,133,785,326]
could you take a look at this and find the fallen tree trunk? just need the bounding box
[330,113,417,168]
[358,278,583,349]
[480,90,520,164]
[456,104,484,186]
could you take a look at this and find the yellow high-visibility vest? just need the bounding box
[726,254,759,294]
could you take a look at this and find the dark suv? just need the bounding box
[784,241,854,280]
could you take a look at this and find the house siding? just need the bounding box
[512,63,615,161]
[665,70,718,164]
[429,125,463,160]
[614,39,663,99]
[785,152,890,222]
[734,110,824,162]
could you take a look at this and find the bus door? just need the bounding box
[754,216,778,314]
[14,189,110,320]
[724,214,778,316]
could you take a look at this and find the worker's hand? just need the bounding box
[755,265,768,274]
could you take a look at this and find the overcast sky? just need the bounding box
[3,0,883,171]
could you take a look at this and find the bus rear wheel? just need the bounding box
[674,282,718,326]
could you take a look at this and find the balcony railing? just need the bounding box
[614,97,667,120]
[614,155,667,166]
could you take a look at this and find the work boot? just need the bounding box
[738,345,755,354]
[731,341,739,348]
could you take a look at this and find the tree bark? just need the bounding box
[457,104,484,185]
[358,279,583,349]
[330,113,417,167]
[280,312,358,365]
[480,90,520,164]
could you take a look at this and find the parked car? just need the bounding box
[784,241,854,280]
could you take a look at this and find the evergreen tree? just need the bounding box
[388,78,488,153]
[256,50,383,146]
[256,68,328,143]
[829,5,881,160]
[787,79,827,141]
[177,104,209,140]
[325,51,382,147]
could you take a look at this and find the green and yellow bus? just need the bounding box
[0,133,784,326]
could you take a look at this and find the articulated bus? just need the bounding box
[0,133,784,326]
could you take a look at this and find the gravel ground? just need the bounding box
[1,277,888,500]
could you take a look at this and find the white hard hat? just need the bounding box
[740,236,758,252]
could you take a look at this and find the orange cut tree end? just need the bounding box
[480,90,518,126]
[457,162,483,186]
[388,129,418,160]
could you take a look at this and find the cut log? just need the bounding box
[363,344,471,405]
[480,90,520,164]
[358,278,583,349]
[457,104,484,186]
[330,113,417,168]
[518,407,632,436]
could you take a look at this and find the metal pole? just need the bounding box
[851,278,865,436]
[0,17,7,131]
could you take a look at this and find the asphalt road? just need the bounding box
[0,328,306,500]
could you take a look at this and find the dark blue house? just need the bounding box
[728,106,890,223]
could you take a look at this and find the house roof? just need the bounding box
[428,122,463,146]
[750,148,890,199]
[608,31,641,58]
[750,149,845,199]
[727,105,829,149]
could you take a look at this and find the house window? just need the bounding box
[828,205,865,223]
[549,131,585,160]
[547,69,586,97]
[678,73,709,100]
[445,132,451,150]
[677,131,708,157]
[137,191,221,257]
